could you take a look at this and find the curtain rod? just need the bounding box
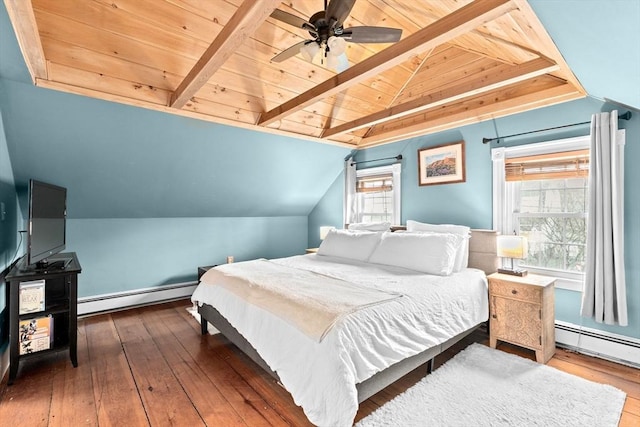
[351,154,402,166]
[482,111,632,144]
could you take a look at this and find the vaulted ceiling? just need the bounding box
[5,0,586,148]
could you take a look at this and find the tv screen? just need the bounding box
[27,179,67,267]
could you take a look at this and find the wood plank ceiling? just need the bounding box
[5,0,586,148]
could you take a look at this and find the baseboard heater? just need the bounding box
[555,321,640,368]
[77,281,197,316]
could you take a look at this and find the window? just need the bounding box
[493,136,589,290]
[516,177,588,273]
[345,163,401,225]
[357,173,393,222]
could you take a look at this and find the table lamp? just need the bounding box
[497,235,528,276]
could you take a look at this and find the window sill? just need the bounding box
[524,271,583,292]
[554,277,583,292]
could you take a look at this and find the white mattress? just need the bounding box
[192,254,489,427]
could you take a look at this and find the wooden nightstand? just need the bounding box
[305,248,319,254]
[488,272,556,363]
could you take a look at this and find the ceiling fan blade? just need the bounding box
[325,0,357,26]
[271,9,312,30]
[271,40,310,63]
[341,26,402,43]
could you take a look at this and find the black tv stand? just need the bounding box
[35,258,71,271]
[20,256,72,273]
[5,252,81,384]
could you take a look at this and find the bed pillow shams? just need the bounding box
[406,220,471,271]
[368,232,462,275]
[347,221,391,231]
[317,229,382,261]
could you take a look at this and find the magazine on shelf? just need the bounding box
[19,279,46,314]
[19,315,53,355]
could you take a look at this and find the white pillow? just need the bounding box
[347,222,391,231]
[406,220,470,235]
[368,232,462,275]
[406,220,471,271]
[317,229,381,261]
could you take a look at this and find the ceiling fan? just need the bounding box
[270,0,402,70]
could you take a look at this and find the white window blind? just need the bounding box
[505,149,589,181]
[356,173,393,192]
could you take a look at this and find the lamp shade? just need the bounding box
[497,235,528,259]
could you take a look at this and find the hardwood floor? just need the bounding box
[0,300,638,426]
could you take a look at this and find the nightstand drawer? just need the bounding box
[490,278,542,301]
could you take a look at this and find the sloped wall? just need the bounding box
[0,96,17,272]
[0,83,18,364]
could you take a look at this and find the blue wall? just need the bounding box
[0,102,18,273]
[0,83,18,347]
[68,216,307,297]
[2,81,349,220]
[309,97,640,340]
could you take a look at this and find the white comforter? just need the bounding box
[201,259,402,342]
[192,254,489,427]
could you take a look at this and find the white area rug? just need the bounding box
[186,305,219,335]
[356,343,626,427]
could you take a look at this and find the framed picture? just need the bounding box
[417,141,466,186]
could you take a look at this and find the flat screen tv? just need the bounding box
[27,179,67,268]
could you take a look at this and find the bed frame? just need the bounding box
[198,229,498,403]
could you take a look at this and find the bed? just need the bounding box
[191,227,498,426]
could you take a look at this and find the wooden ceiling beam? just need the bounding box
[511,0,586,95]
[358,84,583,147]
[169,0,281,109]
[4,0,47,82]
[322,57,559,138]
[257,0,516,127]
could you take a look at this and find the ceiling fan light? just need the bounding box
[326,53,339,70]
[327,36,346,56]
[299,42,320,62]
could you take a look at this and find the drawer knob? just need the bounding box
[511,289,518,295]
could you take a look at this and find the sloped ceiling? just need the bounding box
[3,0,590,148]
[528,0,639,112]
[1,1,638,220]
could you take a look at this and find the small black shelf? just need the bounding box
[5,252,81,385]
[18,303,70,320]
[18,344,70,360]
